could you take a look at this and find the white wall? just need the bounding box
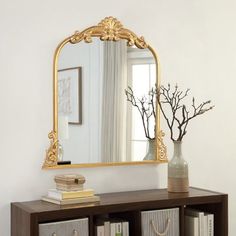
[0,0,235,235]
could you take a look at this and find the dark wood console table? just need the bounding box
[11,187,228,236]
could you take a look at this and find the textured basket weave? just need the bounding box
[141,208,179,236]
[39,218,88,236]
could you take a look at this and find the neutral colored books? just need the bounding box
[122,221,129,236]
[205,213,214,236]
[104,221,110,236]
[41,195,100,205]
[48,189,94,200]
[185,208,214,236]
[115,222,122,236]
[110,222,116,236]
[203,214,208,236]
[96,220,129,236]
[96,225,105,236]
[185,208,204,236]
[184,215,199,236]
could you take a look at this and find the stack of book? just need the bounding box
[184,208,214,236]
[96,219,129,236]
[42,174,100,205]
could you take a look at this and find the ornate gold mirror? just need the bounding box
[43,16,167,169]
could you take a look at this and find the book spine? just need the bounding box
[62,190,94,199]
[208,214,214,236]
[64,196,99,205]
[185,215,199,236]
[110,223,116,236]
[199,213,204,236]
[104,221,110,236]
[195,218,199,236]
[115,222,122,236]
[96,225,105,236]
[48,192,62,200]
[204,215,208,236]
[122,221,129,236]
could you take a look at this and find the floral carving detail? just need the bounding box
[98,16,123,41]
[70,16,148,49]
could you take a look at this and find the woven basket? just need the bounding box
[141,208,179,236]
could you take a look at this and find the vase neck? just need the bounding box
[173,141,182,157]
[148,139,155,150]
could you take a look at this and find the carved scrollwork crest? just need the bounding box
[70,16,148,49]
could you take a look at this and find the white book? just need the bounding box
[122,221,129,236]
[96,225,105,236]
[184,215,199,236]
[204,215,208,236]
[110,223,116,236]
[115,222,122,236]
[185,209,204,236]
[41,195,100,205]
[47,188,94,200]
[205,213,214,236]
[104,221,110,236]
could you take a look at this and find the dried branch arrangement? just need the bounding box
[157,84,214,141]
[125,87,156,140]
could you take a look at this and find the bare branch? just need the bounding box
[125,87,155,140]
[157,84,214,141]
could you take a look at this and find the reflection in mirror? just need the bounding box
[57,38,156,164]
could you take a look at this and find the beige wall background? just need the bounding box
[0,0,235,235]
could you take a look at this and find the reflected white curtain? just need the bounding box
[101,41,127,162]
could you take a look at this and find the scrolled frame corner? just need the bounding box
[157,130,168,162]
[43,131,58,168]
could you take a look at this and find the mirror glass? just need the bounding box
[57,38,157,164]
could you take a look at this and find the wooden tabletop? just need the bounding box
[12,187,226,215]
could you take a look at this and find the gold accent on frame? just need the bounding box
[43,16,168,169]
[70,16,148,49]
[157,131,168,161]
[43,131,58,168]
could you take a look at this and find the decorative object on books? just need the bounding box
[56,182,83,191]
[125,86,156,161]
[42,174,100,205]
[55,174,85,191]
[54,174,86,185]
[157,84,214,193]
[43,16,168,169]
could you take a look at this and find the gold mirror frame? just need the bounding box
[43,16,167,169]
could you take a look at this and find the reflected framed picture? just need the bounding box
[58,67,82,124]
